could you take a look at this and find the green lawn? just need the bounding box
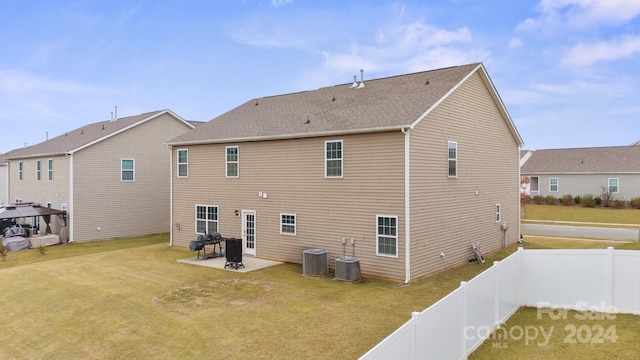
[1,231,638,359]
[0,234,513,359]
[522,204,640,225]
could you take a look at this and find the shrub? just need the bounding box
[613,199,627,209]
[631,197,640,209]
[544,195,557,205]
[559,194,574,205]
[595,196,602,206]
[581,194,596,207]
[573,195,581,205]
[532,195,545,205]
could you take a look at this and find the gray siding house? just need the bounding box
[5,110,195,242]
[168,63,524,282]
[521,146,640,200]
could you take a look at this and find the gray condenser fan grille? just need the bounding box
[334,257,361,282]
[302,249,330,277]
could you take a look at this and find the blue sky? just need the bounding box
[1,0,639,153]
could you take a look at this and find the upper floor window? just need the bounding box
[121,159,135,181]
[448,141,457,177]
[18,161,23,181]
[496,204,501,222]
[177,149,188,178]
[226,146,239,178]
[195,205,218,234]
[280,213,296,235]
[325,140,343,178]
[48,159,54,181]
[376,215,398,257]
[549,178,558,192]
[36,160,41,181]
[608,178,619,193]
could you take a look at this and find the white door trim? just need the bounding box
[242,210,256,256]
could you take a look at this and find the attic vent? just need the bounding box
[350,75,358,88]
[356,69,365,89]
[302,249,330,277]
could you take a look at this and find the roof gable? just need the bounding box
[169,63,521,146]
[6,109,192,159]
[521,146,640,174]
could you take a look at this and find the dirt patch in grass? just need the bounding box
[154,279,275,311]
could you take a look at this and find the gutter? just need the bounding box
[168,145,174,246]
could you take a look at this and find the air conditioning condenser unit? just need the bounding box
[334,257,361,282]
[302,249,330,277]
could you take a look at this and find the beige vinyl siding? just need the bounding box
[409,71,520,280]
[72,113,190,242]
[172,131,407,280]
[7,155,70,234]
[0,164,7,205]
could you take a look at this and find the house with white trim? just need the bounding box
[168,63,523,282]
[5,110,196,242]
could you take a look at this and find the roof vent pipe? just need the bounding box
[350,75,358,88]
[114,105,118,121]
[357,69,365,89]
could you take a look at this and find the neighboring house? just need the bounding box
[168,63,524,282]
[5,110,195,242]
[520,146,640,200]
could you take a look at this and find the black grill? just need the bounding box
[189,233,224,259]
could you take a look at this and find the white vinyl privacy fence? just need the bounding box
[360,247,640,360]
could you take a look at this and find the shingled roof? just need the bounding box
[168,63,520,146]
[6,109,191,160]
[521,146,640,174]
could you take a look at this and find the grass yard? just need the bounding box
[1,232,639,359]
[522,204,640,226]
[0,234,513,360]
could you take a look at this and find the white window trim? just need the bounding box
[447,141,457,178]
[280,213,296,236]
[121,158,135,182]
[177,149,188,178]
[226,146,239,178]
[195,204,219,235]
[376,214,399,258]
[608,178,619,193]
[36,160,41,182]
[549,178,559,192]
[18,161,23,181]
[15,198,23,203]
[324,140,344,178]
[47,159,53,182]
[496,204,501,222]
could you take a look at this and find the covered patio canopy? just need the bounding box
[0,202,65,234]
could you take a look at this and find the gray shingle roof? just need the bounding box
[5,109,188,159]
[168,63,485,145]
[521,146,640,174]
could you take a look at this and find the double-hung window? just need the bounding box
[195,205,218,234]
[36,160,41,181]
[18,161,23,181]
[608,178,619,193]
[448,141,457,177]
[496,204,501,222]
[177,149,188,178]
[121,159,135,181]
[226,146,239,178]
[549,178,558,192]
[280,213,296,235]
[376,215,398,257]
[325,140,343,177]
[48,159,53,181]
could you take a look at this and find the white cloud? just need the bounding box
[271,0,293,7]
[561,35,640,66]
[0,70,108,95]
[520,0,640,31]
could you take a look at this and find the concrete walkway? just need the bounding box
[177,255,283,273]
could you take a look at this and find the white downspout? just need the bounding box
[67,152,73,243]
[402,127,411,284]
[168,145,174,246]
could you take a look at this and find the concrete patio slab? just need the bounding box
[177,255,283,273]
